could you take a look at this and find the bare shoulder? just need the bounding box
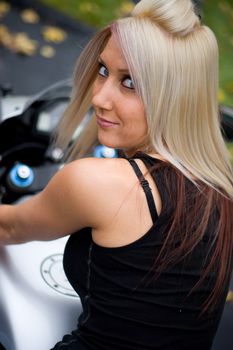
[46,157,134,228]
[63,157,131,190]
[59,157,134,208]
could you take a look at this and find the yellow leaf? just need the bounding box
[120,1,134,15]
[0,25,14,49]
[79,2,99,13]
[40,45,55,58]
[21,9,40,24]
[0,24,9,42]
[0,26,38,56]
[218,88,225,103]
[226,290,233,303]
[0,1,10,18]
[13,32,38,56]
[42,26,67,43]
[116,1,134,17]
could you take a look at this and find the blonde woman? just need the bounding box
[0,0,233,349]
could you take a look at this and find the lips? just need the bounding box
[96,116,119,128]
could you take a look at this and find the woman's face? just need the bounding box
[92,35,148,154]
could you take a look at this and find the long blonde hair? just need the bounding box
[56,0,232,199]
[55,0,233,313]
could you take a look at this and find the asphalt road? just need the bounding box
[0,0,94,96]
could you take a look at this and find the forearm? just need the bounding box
[0,188,77,244]
[0,195,59,245]
[0,198,43,245]
[0,159,99,245]
[0,204,19,245]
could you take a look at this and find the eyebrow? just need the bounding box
[98,57,130,74]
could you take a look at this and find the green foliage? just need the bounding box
[203,0,233,107]
[227,142,233,163]
[39,0,134,28]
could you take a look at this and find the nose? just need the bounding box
[92,79,114,111]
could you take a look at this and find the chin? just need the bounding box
[97,133,120,150]
[97,132,144,155]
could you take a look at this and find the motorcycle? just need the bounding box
[0,80,116,350]
[0,80,232,350]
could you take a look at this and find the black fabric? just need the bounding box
[52,154,229,350]
[51,332,89,350]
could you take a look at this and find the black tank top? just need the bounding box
[53,155,229,350]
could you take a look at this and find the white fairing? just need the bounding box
[0,237,82,350]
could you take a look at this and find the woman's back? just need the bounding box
[58,155,228,350]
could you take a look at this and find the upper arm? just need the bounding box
[6,158,113,243]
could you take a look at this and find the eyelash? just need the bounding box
[97,63,134,90]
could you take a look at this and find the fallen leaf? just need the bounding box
[42,26,67,43]
[79,2,99,13]
[226,290,233,302]
[0,25,15,49]
[0,25,38,56]
[0,24,10,45]
[0,1,10,18]
[13,32,38,56]
[116,1,134,16]
[218,88,225,103]
[21,8,40,24]
[40,45,55,58]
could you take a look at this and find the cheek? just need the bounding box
[129,103,147,133]
[91,81,98,101]
[121,109,147,145]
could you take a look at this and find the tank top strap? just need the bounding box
[127,158,158,223]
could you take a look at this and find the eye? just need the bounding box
[98,63,108,78]
[122,76,135,90]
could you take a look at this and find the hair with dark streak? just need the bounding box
[55,0,233,314]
